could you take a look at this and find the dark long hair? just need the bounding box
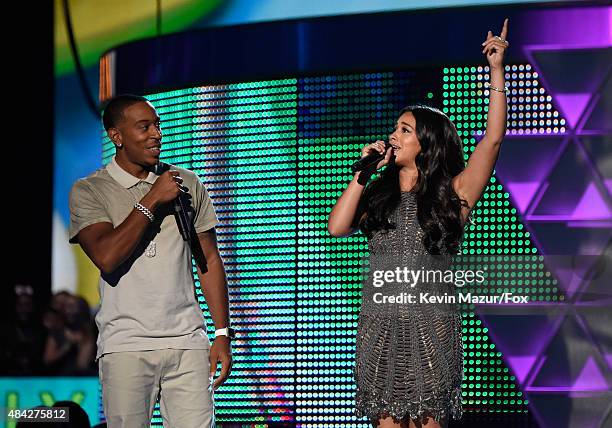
[358,105,469,254]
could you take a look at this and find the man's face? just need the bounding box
[111,101,162,168]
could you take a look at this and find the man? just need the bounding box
[69,94,233,427]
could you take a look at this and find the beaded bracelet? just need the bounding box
[134,203,155,222]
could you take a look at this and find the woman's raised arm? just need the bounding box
[453,19,510,218]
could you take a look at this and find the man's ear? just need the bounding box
[108,128,122,148]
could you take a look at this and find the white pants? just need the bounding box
[99,349,214,428]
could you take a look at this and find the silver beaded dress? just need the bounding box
[354,191,464,423]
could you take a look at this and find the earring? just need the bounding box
[115,143,123,148]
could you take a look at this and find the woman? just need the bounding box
[328,20,510,428]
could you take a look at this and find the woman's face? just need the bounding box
[389,111,421,167]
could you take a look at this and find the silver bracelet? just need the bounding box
[484,81,509,95]
[134,203,155,222]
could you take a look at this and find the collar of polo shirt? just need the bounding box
[107,156,159,188]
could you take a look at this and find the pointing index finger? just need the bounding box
[500,18,509,40]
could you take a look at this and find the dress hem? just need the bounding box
[354,385,463,423]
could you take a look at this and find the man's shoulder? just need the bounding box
[71,166,114,194]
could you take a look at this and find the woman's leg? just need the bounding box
[411,415,446,428]
[373,415,445,428]
[373,415,410,428]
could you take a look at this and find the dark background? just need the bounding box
[6,2,53,318]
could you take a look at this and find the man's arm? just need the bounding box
[77,201,156,275]
[196,228,232,389]
[75,171,182,274]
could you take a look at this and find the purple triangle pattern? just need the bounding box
[479,42,612,428]
[555,93,592,129]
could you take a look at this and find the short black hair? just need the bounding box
[102,94,149,131]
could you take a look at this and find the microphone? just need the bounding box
[152,162,192,242]
[151,161,170,176]
[351,141,391,172]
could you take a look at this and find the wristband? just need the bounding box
[215,327,236,339]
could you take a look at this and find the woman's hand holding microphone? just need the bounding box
[355,140,393,185]
[361,140,393,170]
